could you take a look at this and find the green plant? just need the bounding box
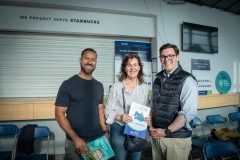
[84,147,95,160]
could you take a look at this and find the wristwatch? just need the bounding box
[165,128,172,137]
[103,129,110,134]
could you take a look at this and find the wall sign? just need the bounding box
[0,6,154,38]
[114,41,152,91]
[216,71,231,94]
[191,59,212,95]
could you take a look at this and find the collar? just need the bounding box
[121,78,140,89]
[163,65,179,77]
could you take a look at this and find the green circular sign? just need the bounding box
[215,71,231,94]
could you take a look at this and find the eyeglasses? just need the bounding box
[159,54,176,60]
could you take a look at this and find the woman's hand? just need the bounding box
[144,116,151,126]
[121,113,133,123]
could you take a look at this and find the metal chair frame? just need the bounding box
[0,124,18,160]
[191,117,210,160]
[228,112,240,133]
[13,126,50,160]
[206,114,228,131]
[202,140,240,160]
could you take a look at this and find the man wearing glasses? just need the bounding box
[149,43,198,160]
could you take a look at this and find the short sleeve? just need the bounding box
[55,81,70,107]
[99,83,104,104]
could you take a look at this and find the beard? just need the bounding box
[81,64,95,75]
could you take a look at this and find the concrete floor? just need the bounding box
[51,146,152,160]
[51,145,240,160]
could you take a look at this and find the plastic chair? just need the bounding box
[191,117,210,159]
[202,140,240,160]
[206,114,228,131]
[228,112,240,134]
[13,126,50,160]
[0,124,18,160]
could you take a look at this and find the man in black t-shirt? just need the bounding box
[55,48,109,160]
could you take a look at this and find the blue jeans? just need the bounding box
[110,122,141,160]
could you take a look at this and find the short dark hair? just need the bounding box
[81,48,97,58]
[159,43,179,55]
[118,54,144,84]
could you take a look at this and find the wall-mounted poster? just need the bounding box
[191,59,212,95]
[215,71,232,94]
[114,41,152,92]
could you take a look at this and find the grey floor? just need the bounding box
[54,154,64,160]
[50,145,240,160]
[52,147,153,160]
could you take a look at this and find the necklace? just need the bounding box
[126,83,135,88]
[125,79,136,88]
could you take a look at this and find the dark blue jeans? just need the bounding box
[110,122,141,160]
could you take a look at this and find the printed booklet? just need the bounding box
[81,136,114,160]
[124,102,150,139]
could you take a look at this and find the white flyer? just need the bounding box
[124,102,150,139]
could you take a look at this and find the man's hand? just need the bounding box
[149,127,166,139]
[104,132,109,140]
[73,137,88,155]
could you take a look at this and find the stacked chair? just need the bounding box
[203,114,240,159]
[191,117,210,159]
[206,114,228,130]
[13,126,50,160]
[202,140,240,160]
[0,124,18,160]
[228,112,240,134]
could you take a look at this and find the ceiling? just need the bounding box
[183,0,240,16]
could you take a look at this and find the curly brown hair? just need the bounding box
[118,54,144,84]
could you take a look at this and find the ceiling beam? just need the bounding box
[211,0,222,8]
[184,0,240,16]
[196,0,202,6]
[224,0,240,11]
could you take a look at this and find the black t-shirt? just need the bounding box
[55,75,104,142]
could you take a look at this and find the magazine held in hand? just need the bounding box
[81,136,114,160]
[124,102,150,139]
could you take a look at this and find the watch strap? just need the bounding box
[165,128,172,137]
[103,129,110,134]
